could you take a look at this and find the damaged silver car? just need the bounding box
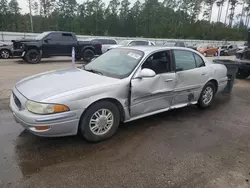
[10,46,228,142]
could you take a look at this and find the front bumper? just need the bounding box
[10,87,81,137]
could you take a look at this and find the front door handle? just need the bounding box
[165,79,173,82]
[201,72,207,76]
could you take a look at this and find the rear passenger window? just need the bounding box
[129,41,148,46]
[194,53,205,67]
[174,50,196,71]
[61,33,74,41]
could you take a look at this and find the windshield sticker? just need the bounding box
[127,52,141,60]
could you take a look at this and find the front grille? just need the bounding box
[13,93,21,109]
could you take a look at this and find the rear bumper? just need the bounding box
[218,78,228,93]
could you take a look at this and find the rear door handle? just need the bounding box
[165,79,173,82]
[201,72,207,76]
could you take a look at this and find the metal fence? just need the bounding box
[0,31,246,46]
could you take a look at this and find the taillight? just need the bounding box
[100,44,102,49]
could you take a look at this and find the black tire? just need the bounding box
[24,49,42,64]
[198,82,216,109]
[236,70,250,79]
[79,101,121,142]
[0,49,10,59]
[82,49,95,62]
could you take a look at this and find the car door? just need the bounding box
[60,33,77,55]
[42,33,61,56]
[228,45,237,55]
[172,50,211,106]
[43,33,76,56]
[130,50,176,118]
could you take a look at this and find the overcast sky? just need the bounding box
[17,0,242,24]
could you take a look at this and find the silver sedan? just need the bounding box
[10,46,228,142]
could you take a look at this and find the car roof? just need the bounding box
[122,39,150,42]
[117,46,195,55]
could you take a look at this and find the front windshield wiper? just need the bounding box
[84,67,103,75]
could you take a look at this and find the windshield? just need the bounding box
[84,48,144,79]
[119,40,131,46]
[35,32,50,40]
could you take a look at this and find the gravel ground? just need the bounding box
[1,55,249,188]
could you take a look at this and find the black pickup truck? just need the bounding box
[12,31,102,64]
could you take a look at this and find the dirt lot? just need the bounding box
[1,56,250,188]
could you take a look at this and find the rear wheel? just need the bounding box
[198,82,216,109]
[82,49,95,62]
[0,49,10,59]
[79,101,121,142]
[24,49,42,64]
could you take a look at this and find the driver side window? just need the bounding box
[141,51,171,74]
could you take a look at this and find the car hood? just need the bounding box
[16,68,119,101]
[0,44,12,49]
[11,39,38,43]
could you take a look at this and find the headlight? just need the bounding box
[26,100,69,115]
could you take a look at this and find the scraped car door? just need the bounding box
[173,50,211,105]
[130,51,176,118]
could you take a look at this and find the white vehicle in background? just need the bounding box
[89,38,118,53]
[107,40,155,51]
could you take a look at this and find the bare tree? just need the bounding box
[228,0,238,27]
[27,0,33,32]
[216,0,225,22]
[203,0,216,22]
[224,0,230,24]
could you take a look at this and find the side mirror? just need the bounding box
[44,38,51,43]
[137,68,156,78]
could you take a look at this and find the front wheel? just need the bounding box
[79,101,121,142]
[198,82,216,109]
[24,49,42,64]
[0,49,10,59]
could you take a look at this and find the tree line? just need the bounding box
[0,0,248,41]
